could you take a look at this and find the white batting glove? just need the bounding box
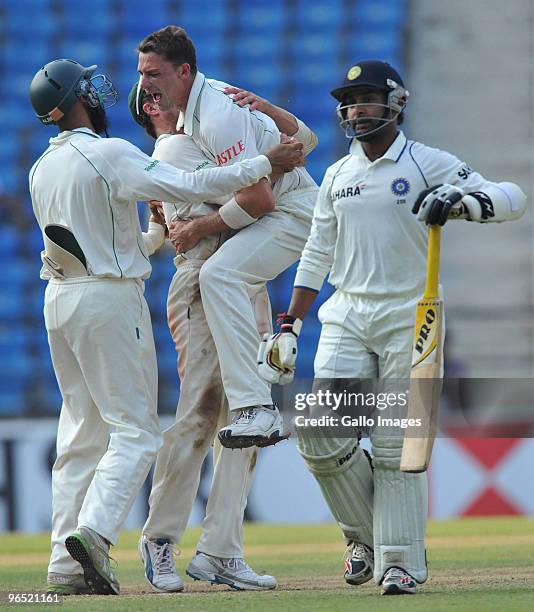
[412,184,465,226]
[257,315,302,385]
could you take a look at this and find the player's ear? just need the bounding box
[176,63,191,79]
[142,100,158,116]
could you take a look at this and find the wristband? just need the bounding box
[294,118,318,154]
[277,313,303,336]
[219,196,257,229]
[144,221,166,254]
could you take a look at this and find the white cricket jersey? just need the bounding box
[153,133,224,225]
[153,132,227,260]
[29,128,272,280]
[180,72,318,219]
[294,130,504,297]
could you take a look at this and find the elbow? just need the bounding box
[512,184,527,220]
[256,192,275,215]
[237,179,275,217]
[501,182,527,221]
[257,180,276,214]
[306,131,319,156]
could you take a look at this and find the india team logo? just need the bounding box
[391,178,410,196]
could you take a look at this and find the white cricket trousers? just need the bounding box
[307,289,444,583]
[45,277,161,576]
[143,259,271,557]
[199,199,314,411]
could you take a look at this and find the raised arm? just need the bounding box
[224,86,318,156]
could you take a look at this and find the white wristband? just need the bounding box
[219,196,257,229]
[142,221,166,256]
[294,118,318,155]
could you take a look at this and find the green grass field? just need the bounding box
[1,518,534,611]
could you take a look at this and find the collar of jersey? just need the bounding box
[155,133,173,146]
[182,71,206,136]
[350,130,407,164]
[49,127,100,145]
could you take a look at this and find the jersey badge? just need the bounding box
[391,177,410,197]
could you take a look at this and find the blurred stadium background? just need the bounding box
[0,0,533,532]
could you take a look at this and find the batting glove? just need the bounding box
[257,314,302,385]
[413,184,465,225]
[460,191,496,222]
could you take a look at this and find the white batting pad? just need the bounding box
[296,429,374,548]
[373,460,428,584]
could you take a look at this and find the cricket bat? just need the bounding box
[400,225,443,473]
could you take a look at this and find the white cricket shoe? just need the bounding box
[138,535,183,593]
[381,566,417,595]
[186,552,277,591]
[218,405,289,449]
[344,542,374,585]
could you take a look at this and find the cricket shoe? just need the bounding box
[186,552,277,591]
[218,405,289,449]
[46,572,91,595]
[381,567,417,595]
[65,526,119,595]
[344,542,374,585]
[138,535,184,593]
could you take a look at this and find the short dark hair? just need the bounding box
[138,25,197,74]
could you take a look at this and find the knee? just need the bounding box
[138,428,163,463]
[199,258,221,293]
[296,432,364,477]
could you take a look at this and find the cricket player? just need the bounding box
[136,26,319,449]
[28,58,303,596]
[257,60,526,595]
[128,83,318,592]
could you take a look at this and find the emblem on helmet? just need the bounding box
[347,66,362,80]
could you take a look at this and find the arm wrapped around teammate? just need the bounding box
[413,182,526,226]
[257,315,302,385]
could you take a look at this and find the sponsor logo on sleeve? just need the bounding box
[194,160,210,171]
[144,160,160,172]
[458,165,473,180]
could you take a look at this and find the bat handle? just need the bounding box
[424,225,441,299]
